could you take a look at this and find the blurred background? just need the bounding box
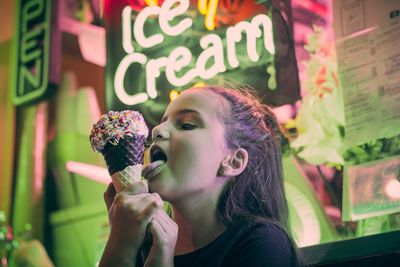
[1,0,400,266]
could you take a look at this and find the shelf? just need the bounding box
[301,230,400,265]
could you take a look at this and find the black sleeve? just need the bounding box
[223,223,296,267]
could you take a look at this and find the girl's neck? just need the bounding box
[170,187,226,255]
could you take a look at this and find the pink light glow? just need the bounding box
[272,104,295,124]
[337,26,378,42]
[33,103,47,203]
[66,161,110,184]
[78,23,106,66]
[385,179,400,200]
[292,0,327,17]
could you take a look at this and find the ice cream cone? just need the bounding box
[90,110,149,192]
[102,135,146,192]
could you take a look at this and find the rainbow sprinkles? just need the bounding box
[90,110,149,153]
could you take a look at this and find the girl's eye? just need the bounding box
[180,122,196,130]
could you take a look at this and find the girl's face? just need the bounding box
[145,89,230,202]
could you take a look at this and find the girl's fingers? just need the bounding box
[123,180,149,195]
[152,210,179,236]
[149,219,166,244]
[151,211,168,234]
[112,192,164,225]
[160,210,178,229]
[145,219,177,267]
[144,210,178,267]
[153,210,174,233]
[133,193,164,221]
[107,180,148,211]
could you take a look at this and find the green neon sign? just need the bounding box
[12,0,59,106]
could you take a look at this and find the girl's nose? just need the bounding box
[152,123,170,141]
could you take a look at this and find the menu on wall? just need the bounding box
[333,0,400,147]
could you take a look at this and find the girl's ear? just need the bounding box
[219,148,248,177]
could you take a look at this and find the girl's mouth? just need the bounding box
[142,145,167,180]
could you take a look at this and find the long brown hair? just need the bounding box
[199,86,289,227]
[188,85,303,266]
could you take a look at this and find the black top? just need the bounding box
[139,219,296,267]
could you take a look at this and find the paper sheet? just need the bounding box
[333,0,400,147]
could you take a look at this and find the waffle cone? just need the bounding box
[111,165,143,192]
[101,135,146,192]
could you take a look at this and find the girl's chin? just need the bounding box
[148,180,177,201]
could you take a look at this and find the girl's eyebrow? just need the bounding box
[161,109,201,123]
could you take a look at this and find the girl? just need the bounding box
[99,86,300,267]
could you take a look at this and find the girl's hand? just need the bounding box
[100,182,164,267]
[144,209,178,267]
[106,181,164,250]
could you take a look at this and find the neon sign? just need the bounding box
[13,0,59,106]
[113,0,275,106]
